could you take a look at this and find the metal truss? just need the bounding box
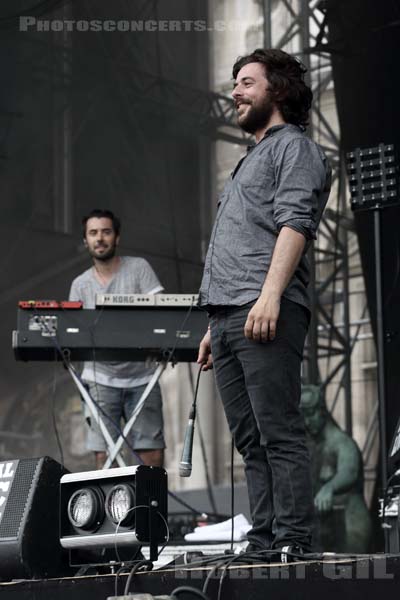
[261,0,379,490]
[261,0,357,435]
[103,65,248,145]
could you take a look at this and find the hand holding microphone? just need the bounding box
[196,329,213,371]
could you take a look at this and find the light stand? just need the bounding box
[347,142,399,491]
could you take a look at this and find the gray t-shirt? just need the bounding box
[69,256,163,387]
[199,124,331,309]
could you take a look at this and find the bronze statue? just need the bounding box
[301,385,372,553]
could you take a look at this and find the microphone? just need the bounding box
[179,406,196,477]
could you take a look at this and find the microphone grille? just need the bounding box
[179,462,192,478]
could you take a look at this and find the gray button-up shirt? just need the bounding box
[199,124,331,310]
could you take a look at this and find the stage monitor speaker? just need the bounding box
[0,456,69,581]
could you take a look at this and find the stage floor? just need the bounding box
[0,553,399,600]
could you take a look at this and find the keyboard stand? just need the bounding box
[103,362,166,469]
[66,361,167,469]
[66,362,127,467]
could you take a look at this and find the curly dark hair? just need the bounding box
[82,209,121,239]
[232,48,312,129]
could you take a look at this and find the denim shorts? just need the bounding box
[82,381,165,452]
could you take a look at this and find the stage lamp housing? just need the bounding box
[60,465,168,562]
[68,486,104,530]
[105,483,136,526]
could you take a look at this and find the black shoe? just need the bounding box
[240,543,270,555]
[272,545,305,563]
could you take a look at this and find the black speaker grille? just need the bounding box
[0,458,39,539]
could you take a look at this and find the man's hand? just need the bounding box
[244,293,281,342]
[244,226,306,342]
[314,483,334,513]
[197,328,213,370]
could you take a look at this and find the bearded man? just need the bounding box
[197,49,331,556]
[69,209,165,469]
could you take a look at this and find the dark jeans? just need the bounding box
[209,297,314,551]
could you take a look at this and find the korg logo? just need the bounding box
[0,461,17,523]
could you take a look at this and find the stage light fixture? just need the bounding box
[60,465,168,563]
[105,483,136,526]
[67,487,104,531]
[347,143,399,211]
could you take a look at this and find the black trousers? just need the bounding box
[209,297,314,550]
